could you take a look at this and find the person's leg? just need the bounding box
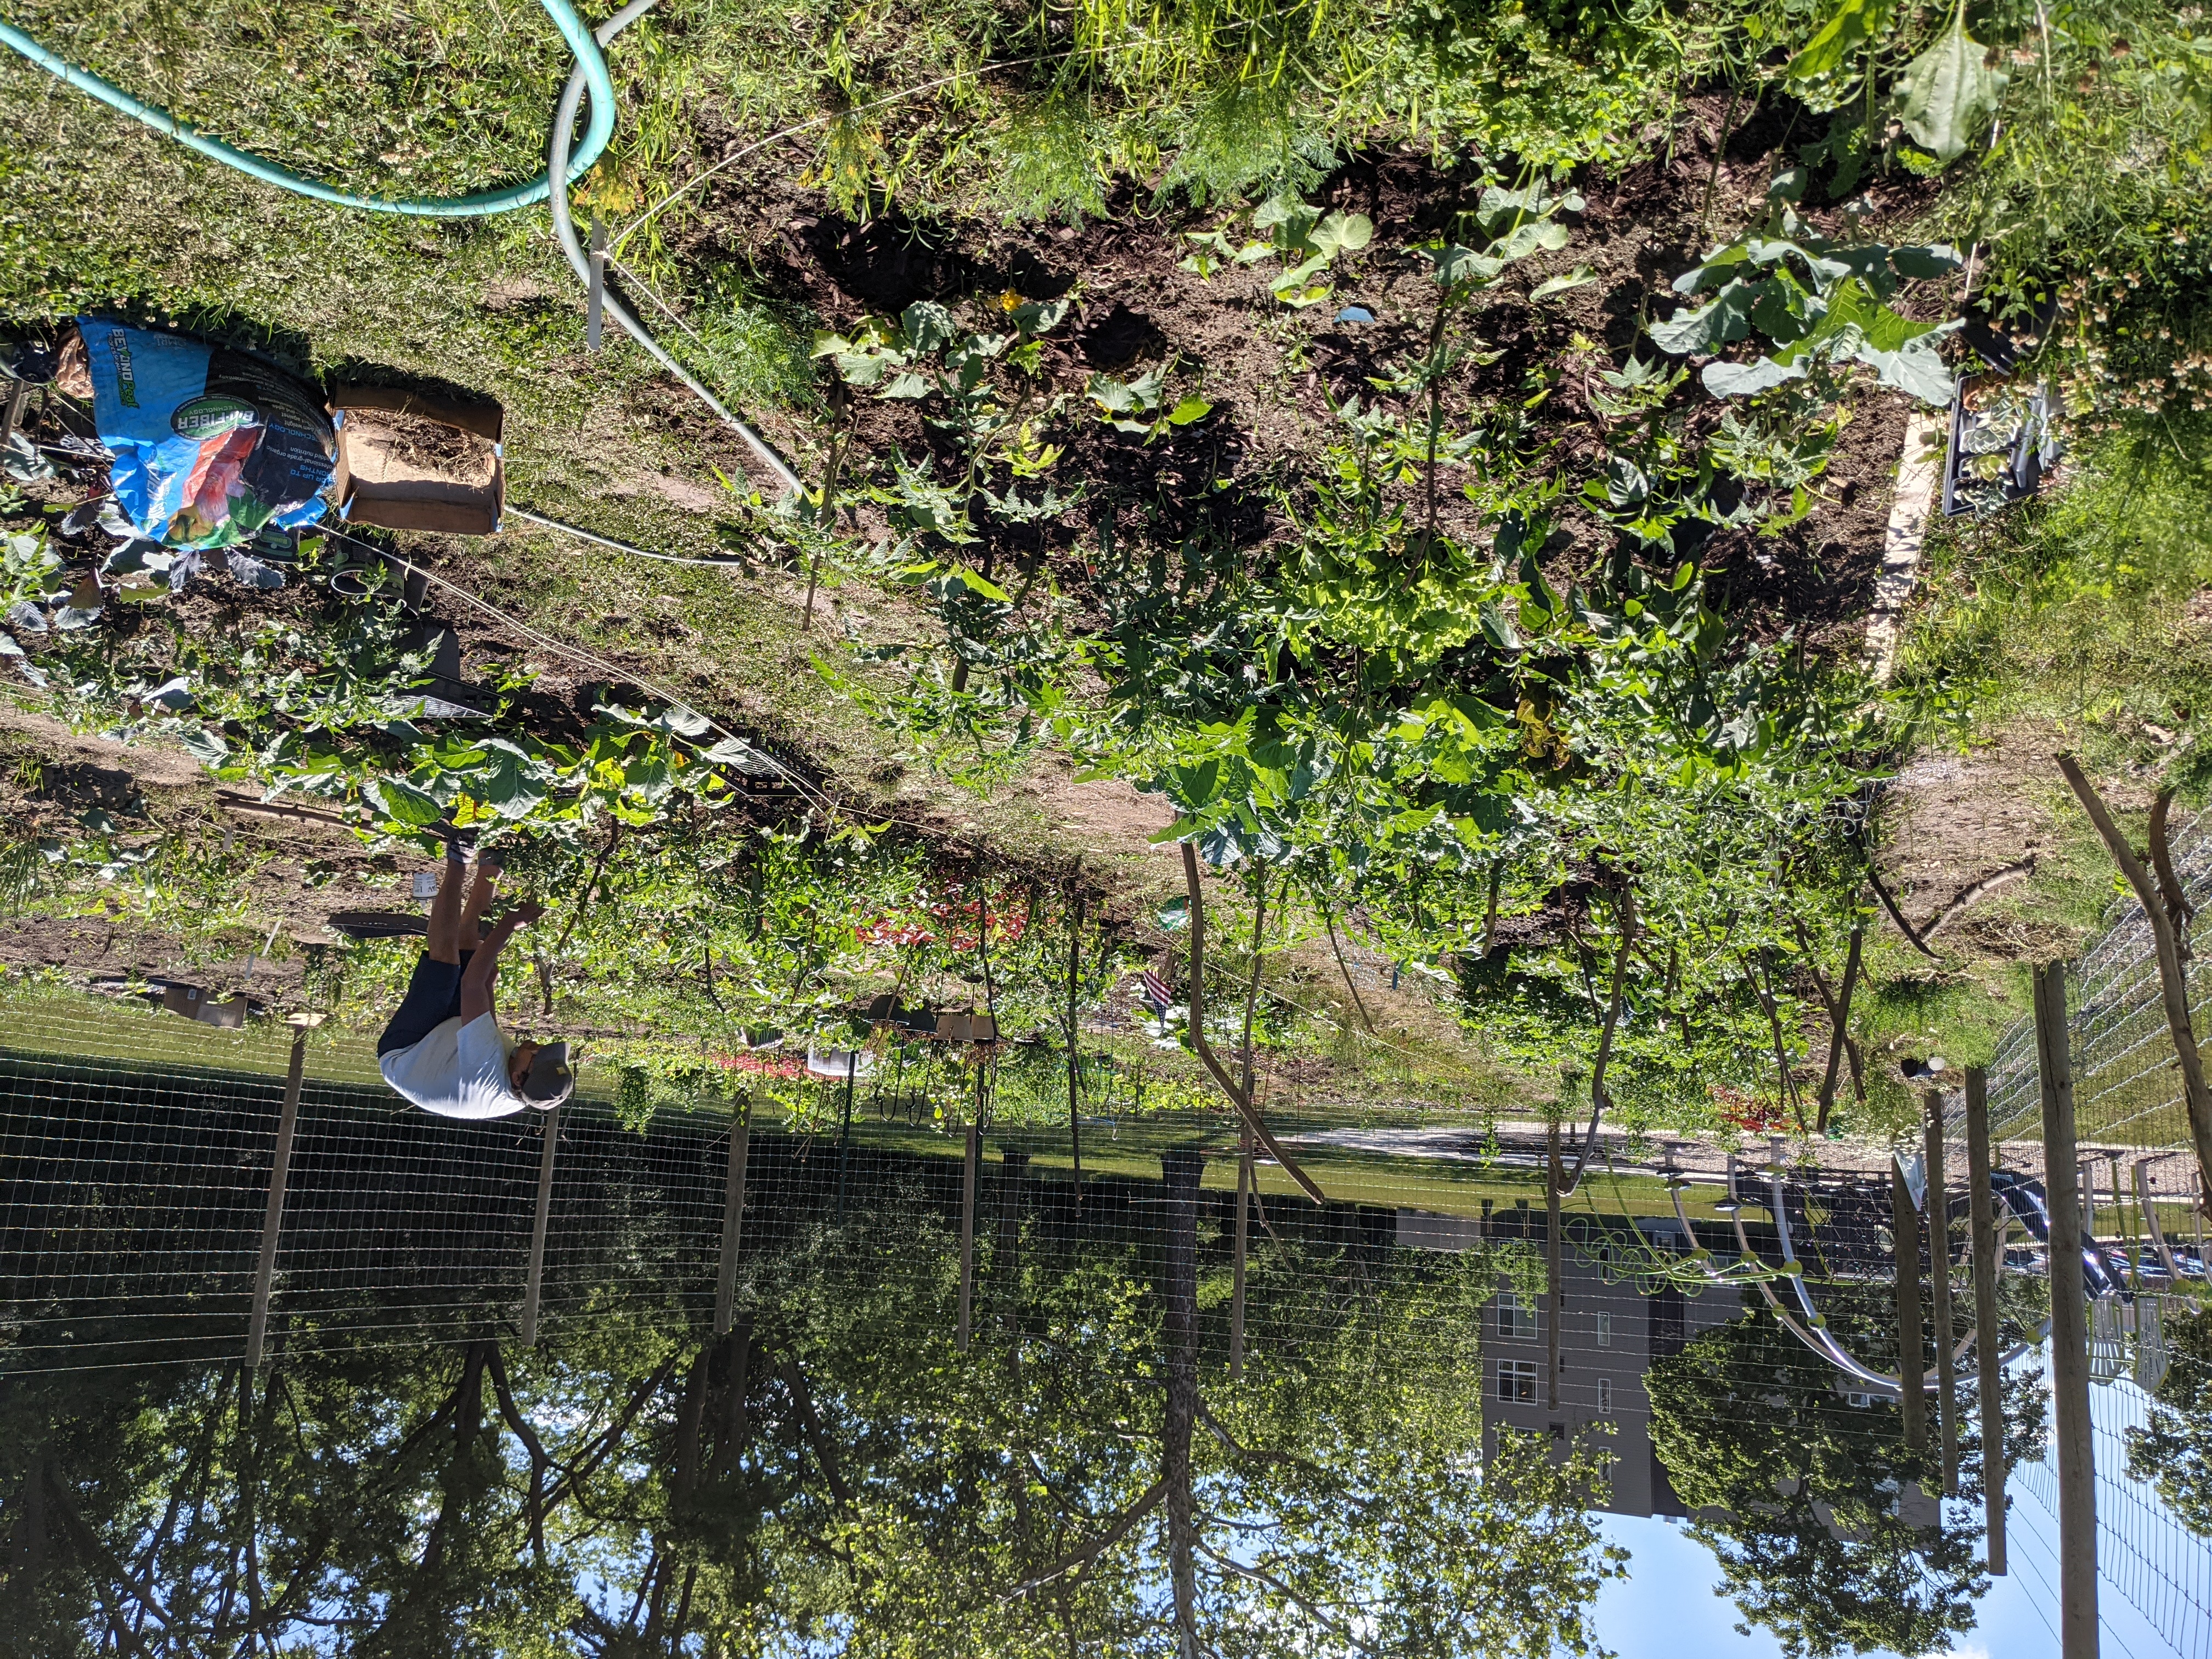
[425,843,468,965]
[380,953,466,1056]
[458,850,503,946]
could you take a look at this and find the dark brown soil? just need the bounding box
[645,89,1960,658]
[350,407,498,486]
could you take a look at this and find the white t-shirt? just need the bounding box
[380,1013,527,1119]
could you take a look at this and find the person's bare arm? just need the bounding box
[460,901,543,1024]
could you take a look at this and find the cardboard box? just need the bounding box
[160,982,249,1028]
[330,386,504,535]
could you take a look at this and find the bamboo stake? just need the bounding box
[2035,962,2098,1659]
[1924,1090,1959,1496]
[245,1028,308,1368]
[1964,1066,2007,1574]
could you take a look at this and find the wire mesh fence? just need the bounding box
[0,986,1534,1378]
[9,984,2212,1658]
[2010,1314,2212,1659]
[1985,812,2212,1149]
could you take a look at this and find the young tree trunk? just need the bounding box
[713,1317,753,1485]
[1547,1120,1564,1411]
[1179,843,1325,1203]
[1559,890,1636,1196]
[1161,1148,1205,1659]
[674,1346,710,1502]
[2059,759,2212,1194]
[1814,926,1863,1134]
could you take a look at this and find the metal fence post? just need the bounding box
[1924,1089,1959,1496]
[2035,961,2098,1659]
[1964,1066,2006,1574]
[520,1105,560,1346]
[245,1027,309,1368]
[714,1104,749,1338]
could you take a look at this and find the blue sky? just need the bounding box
[1592,1500,2183,1659]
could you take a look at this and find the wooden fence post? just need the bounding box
[1547,1119,1564,1412]
[1892,1156,1928,1451]
[957,1121,981,1352]
[245,1027,308,1368]
[714,1103,749,1338]
[1924,1089,1960,1495]
[2035,961,2098,1659]
[1963,1066,2006,1574]
[1231,1125,1251,1381]
[520,1105,560,1346]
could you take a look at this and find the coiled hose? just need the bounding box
[2,0,799,490]
[0,2,614,217]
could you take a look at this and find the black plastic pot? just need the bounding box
[1942,371,2059,518]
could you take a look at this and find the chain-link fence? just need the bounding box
[1985,814,2212,1150]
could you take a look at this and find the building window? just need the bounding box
[1596,1377,1614,1413]
[1498,1359,1539,1403]
[1498,1291,1542,1340]
[1595,1312,1613,1348]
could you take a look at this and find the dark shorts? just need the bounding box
[377,950,475,1057]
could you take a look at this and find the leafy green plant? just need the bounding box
[0,527,67,687]
[1649,178,1963,404]
[813,295,1092,786]
[1086,358,1214,442]
[1889,0,2008,165]
[1182,191,1374,307]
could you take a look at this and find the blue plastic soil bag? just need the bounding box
[80,318,336,549]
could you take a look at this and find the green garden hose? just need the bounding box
[0,2,615,217]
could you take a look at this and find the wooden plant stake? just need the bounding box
[521,1104,560,1346]
[714,1099,750,1338]
[957,1120,981,1352]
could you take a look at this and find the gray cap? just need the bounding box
[521,1041,574,1105]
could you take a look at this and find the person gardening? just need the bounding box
[377,844,574,1118]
